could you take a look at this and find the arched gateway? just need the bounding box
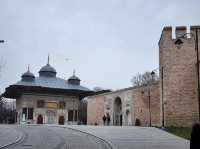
[113,97,122,126]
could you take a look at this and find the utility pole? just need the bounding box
[148,88,151,127]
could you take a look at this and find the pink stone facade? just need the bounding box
[132,83,160,126]
[86,82,160,127]
[159,26,200,127]
[86,95,105,125]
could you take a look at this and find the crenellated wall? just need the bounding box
[159,26,200,127]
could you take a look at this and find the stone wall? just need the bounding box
[86,95,105,125]
[132,82,160,126]
[86,82,160,127]
[159,26,200,127]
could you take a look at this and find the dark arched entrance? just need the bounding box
[113,97,122,126]
[37,114,43,124]
[58,116,65,125]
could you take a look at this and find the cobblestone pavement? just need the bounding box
[0,125,108,149]
[67,126,190,149]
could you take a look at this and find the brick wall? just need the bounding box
[132,82,160,126]
[86,95,105,125]
[86,82,160,127]
[159,26,200,127]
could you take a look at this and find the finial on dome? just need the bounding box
[47,54,50,65]
[28,64,30,72]
[73,69,76,76]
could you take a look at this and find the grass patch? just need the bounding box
[165,127,192,140]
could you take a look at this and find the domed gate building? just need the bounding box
[2,57,93,124]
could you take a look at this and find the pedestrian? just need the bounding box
[102,115,106,125]
[106,113,110,126]
[190,123,200,149]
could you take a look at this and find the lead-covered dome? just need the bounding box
[21,66,35,81]
[39,56,57,77]
[39,63,57,77]
[68,70,81,85]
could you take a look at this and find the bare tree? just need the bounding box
[131,71,159,87]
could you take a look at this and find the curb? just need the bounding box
[0,129,25,149]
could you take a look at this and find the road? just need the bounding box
[0,125,108,149]
[0,125,190,149]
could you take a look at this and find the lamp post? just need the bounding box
[151,67,165,127]
[147,71,156,127]
[174,28,200,122]
[148,86,151,127]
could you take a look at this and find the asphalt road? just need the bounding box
[0,125,190,149]
[0,125,107,149]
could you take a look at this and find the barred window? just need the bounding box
[22,107,34,120]
[22,108,27,119]
[68,110,78,121]
[28,108,33,119]
[68,110,73,121]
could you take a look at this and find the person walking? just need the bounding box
[190,123,200,149]
[106,113,110,126]
[102,115,106,126]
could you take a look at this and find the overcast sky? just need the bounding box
[0,0,199,92]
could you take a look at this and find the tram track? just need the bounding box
[1,125,114,149]
[0,127,27,149]
[64,126,114,149]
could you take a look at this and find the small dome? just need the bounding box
[39,64,57,77]
[68,75,80,81]
[39,56,57,77]
[68,70,81,85]
[21,67,35,81]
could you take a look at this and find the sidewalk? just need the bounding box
[67,125,190,149]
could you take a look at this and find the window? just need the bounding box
[68,110,73,121]
[22,108,27,119]
[28,108,33,119]
[74,110,77,121]
[37,100,45,108]
[59,101,66,109]
[22,107,34,120]
[68,110,78,121]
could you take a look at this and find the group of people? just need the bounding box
[102,113,111,126]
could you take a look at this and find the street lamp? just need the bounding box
[147,71,156,127]
[151,67,165,128]
[174,28,200,122]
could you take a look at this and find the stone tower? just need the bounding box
[159,26,200,127]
